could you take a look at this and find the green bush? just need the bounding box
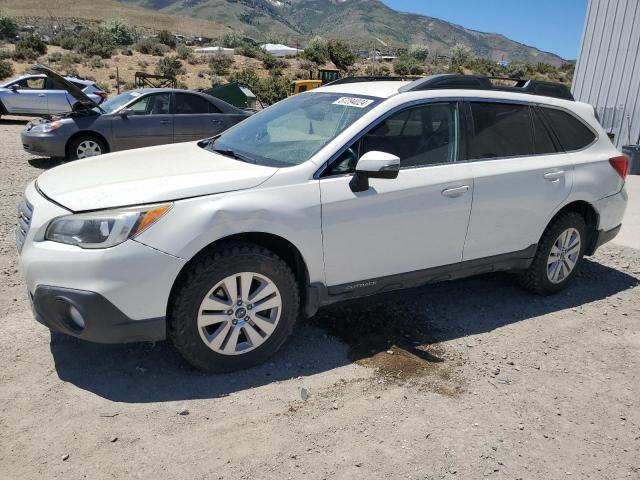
[0,59,14,80]
[393,57,425,76]
[12,35,47,61]
[176,44,192,60]
[0,15,18,40]
[408,44,429,61]
[208,53,234,76]
[262,53,287,73]
[155,55,185,78]
[328,40,356,71]
[88,55,105,68]
[104,19,134,46]
[51,32,77,50]
[364,63,390,76]
[47,51,63,63]
[449,43,473,71]
[302,36,328,65]
[157,30,176,49]
[258,75,290,105]
[75,28,116,58]
[236,42,262,59]
[222,31,243,49]
[135,39,168,56]
[229,68,260,89]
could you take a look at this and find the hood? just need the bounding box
[32,64,99,110]
[36,142,278,211]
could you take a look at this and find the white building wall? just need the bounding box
[572,0,640,147]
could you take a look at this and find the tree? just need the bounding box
[104,19,134,46]
[157,29,176,49]
[222,31,243,49]
[449,43,473,71]
[0,15,18,41]
[155,55,185,77]
[393,56,425,76]
[328,40,356,71]
[303,36,329,65]
[408,44,429,61]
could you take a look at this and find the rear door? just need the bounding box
[173,92,229,142]
[44,76,75,114]
[110,92,174,151]
[462,101,573,260]
[2,76,48,114]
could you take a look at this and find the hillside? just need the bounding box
[119,0,565,65]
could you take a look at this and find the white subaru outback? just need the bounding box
[17,75,629,372]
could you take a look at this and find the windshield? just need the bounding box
[207,92,380,167]
[96,91,142,114]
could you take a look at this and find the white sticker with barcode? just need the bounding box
[332,97,374,108]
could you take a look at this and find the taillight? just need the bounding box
[609,155,629,179]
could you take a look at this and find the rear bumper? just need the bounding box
[32,286,165,343]
[21,131,66,158]
[586,224,622,256]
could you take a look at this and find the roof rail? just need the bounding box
[398,74,574,101]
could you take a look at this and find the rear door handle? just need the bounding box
[441,185,470,198]
[159,119,172,124]
[543,170,565,181]
[211,119,224,124]
[38,94,46,97]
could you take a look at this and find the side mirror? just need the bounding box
[10,84,19,92]
[349,151,400,192]
[119,108,134,117]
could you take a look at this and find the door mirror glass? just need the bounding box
[350,151,400,192]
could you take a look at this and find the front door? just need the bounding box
[111,92,173,151]
[173,92,230,142]
[320,101,474,288]
[2,76,48,114]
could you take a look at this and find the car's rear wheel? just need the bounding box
[169,243,300,372]
[520,211,587,295]
[68,135,106,160]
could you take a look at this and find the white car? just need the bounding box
[17,75,629,372]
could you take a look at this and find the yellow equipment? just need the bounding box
[289,68,342,95]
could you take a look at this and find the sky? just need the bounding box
[381,0,588,60]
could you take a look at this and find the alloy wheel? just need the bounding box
[76,140,102,159]
[197,272,282,355]
[547,227,581,284]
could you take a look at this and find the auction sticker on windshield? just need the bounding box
[332,97,375,108]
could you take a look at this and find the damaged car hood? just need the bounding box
[36,142,278,211]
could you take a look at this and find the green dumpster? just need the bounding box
[204,82,258,110]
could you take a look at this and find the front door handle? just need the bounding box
[159,119,172,124]
[441,185,470,198]
[211,119,224,124]
[38,94,46,97]
[543,170,565,182]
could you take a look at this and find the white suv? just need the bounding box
[18,75,629,372]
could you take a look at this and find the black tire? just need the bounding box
[520,211,587,295]
[67,134,107,160]
[169,242,300,372]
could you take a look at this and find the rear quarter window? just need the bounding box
[541,107,596,151]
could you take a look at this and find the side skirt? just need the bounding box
[303,244,537,317]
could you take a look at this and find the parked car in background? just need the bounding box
[21,66,252,160]
[0,71,107,117]
[17,75,628,372]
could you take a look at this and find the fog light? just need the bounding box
[68,304,86,330]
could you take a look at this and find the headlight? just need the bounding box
[31,122,61,133]
[45,203,172,249]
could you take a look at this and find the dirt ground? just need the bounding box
[0,118,639,480]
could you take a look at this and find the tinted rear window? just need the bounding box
[175,92,218,114]
[541,107,596,151]
[468,102,534,159]
[532,109,558,154]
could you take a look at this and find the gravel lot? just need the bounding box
[1,118,639,480]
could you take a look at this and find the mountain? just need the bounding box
[119,0,565,65]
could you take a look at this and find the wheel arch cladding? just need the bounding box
[65,131,110,157]
[167,232,311,321]
[546,200,599,255]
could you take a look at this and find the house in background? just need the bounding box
[572,0,640,149]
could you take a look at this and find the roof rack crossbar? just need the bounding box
[398,74,574,101]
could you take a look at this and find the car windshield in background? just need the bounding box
[96,91,141,114]
[207,92,380,167]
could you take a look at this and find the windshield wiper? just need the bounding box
[211,147,256,164]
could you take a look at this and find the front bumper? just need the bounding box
[32,286,165,343]
[21,130,66,158]
[18,182,187,343]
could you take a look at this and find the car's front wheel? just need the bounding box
[68,135,106,160]
[520,211,587,295]
[169,243,300,372]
